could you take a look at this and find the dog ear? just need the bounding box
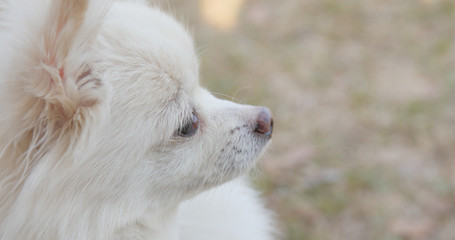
[0,0,110,156]
[35,0,110,125]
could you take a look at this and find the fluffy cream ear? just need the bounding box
[36,0,108,124]
[44,0,88,63]
[0,0,109,157]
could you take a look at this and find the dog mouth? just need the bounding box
[215,107,273,176]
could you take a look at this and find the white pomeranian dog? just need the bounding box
[0,0,274,239]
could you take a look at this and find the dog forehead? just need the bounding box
[98,2,199,103]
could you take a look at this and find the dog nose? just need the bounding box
[254,107,273,137]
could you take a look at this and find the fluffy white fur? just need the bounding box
[0,0,274,239]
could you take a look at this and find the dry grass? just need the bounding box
[170,0,455,239]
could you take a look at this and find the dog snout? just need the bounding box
[254,107,273,137]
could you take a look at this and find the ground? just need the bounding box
[170,0,455,239]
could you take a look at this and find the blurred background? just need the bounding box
[168,0,455,239]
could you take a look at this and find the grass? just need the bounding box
[171,0,455,239]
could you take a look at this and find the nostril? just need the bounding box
[254,107,273,137]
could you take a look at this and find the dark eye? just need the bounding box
[177,112,199,137]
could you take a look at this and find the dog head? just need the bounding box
[0,0,272,236]
[92,2,273,196]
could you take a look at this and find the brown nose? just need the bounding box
[254,107,273,137]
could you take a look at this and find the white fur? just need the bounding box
[0,0,274,239]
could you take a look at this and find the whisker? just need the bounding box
[210,91,241,103]
[232,86,252,104]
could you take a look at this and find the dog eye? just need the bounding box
[177,112,199,137]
